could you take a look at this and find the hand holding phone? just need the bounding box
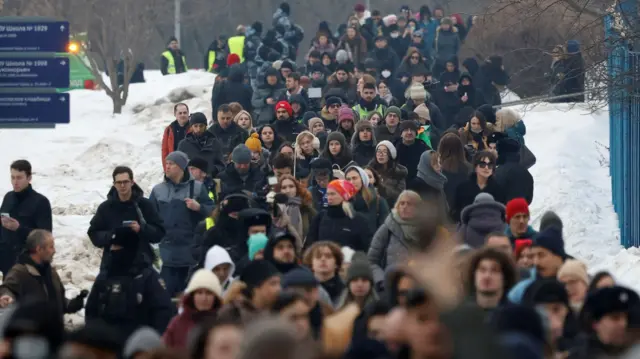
[0,213,10,218]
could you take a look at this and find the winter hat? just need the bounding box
[498,333,544,359]
[188,157,208,173]
[414,103,431,122]
[275,101,293,117]
[338,106,355,123]
[524,280,569,312]
[265,67,280,78]
[185,269,222,298]
[385,106,402,119]
[239,260,280,288]
[282,268,319,288]
[227,53,241,66]
[341,246,356,263]
[328,179,357,201]
[247,233,269,260]
[533,227,566,259]
[310,157,332,172]
[189,112,208,126]
[231,144,252,164]
[221,194,250,214]
[477,104,497,124]
[353,120,374,144]
[346,253,374,283]
[123,327,163,359]
[204,245,234,276]
[245,133,263,153]
[279,2,291,15]
[496,138,521,166]
[514,239,533,259]
[280,60,294,71]
[308,117,325,131]
[376,140,397,159]
[409,84,427,100]
[557,259,589,286]
[326,96,343,107]
[540,211,564,232]
[354,3,366,12]
[326,131,347,148]
[165,151,189,170]
[505,198,529,223]
[251,21,263,35]
[336,49,350,63]
[345,165,370,189]
[295,131,320,151]
[272,60,283,70]
[399,120,419,133]
[583,286,640,322]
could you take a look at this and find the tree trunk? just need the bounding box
[111,94,124,114]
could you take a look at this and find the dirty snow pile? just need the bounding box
[0,70,215,326]
[0,72,638,327]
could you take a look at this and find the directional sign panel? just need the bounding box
[0,58,70,88]
[0,94,70,124]
[0,22,69,52]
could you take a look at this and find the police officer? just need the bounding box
[161,36,188,76]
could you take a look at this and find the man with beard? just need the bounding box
[0,230,87,317]
[465,247,517,314]
[264,231,301,274]
[84,226,174,336]
[273,101,306,142]
[352,83,385,119]
[178,112,225,177]
[218,144,268,199]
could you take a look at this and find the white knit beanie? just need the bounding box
[376,140,397,160]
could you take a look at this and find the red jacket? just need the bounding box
[161,123,190,172]
[163,296,217,349]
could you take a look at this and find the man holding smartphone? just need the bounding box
[0,160,52,276]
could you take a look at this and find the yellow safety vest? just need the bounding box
[207,50,216,71]
[205,217,215,230]
[161,50,188,74]
[227,36,245,62]
[353,103,385,120]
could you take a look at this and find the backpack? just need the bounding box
[95,273,145,322]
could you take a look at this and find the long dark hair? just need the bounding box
[438,132,470,173]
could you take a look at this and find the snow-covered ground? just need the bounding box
[0,71,638,326]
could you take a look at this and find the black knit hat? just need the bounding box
[533,227,566,259]
[524,279,569,307]
[282,268,318,288]
[240,260,280,288]
[399,120,419,133]
[346,253,373,283]
[326,96,342,107]
[188,157,208,173]
[189,112,207,126]
[491,304,546,345]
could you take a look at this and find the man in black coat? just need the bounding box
[218,145,268,200]
[0,160,52,276]
[87,166,166,272]
[178,112,226,178]
[493,138,534,204]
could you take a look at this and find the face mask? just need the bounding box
[390,32,400,38]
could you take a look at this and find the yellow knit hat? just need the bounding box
[245,133,262,153]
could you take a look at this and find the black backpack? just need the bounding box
[95,273,144,322]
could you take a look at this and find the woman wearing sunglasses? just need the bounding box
[451,150,506,223]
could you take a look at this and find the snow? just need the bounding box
[0,70,215,326]
[0,71,638,327]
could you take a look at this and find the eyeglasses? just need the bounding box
[376,150,389,155]
[477,162,495,169]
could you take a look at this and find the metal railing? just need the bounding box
[606,10,640,248]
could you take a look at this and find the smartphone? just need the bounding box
[122,220,134,226]
[0,213,9,218]
[268,176,278,186]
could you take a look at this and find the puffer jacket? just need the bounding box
[251,83,287,125]
[367,211,418,285]
[149,170,215,267]
[458,198,506,248]
[434,27,460,67]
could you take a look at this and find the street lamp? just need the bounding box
[174,0,181,44]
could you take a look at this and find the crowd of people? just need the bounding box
[0,3,612,359]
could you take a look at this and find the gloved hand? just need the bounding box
[67,290,89,313]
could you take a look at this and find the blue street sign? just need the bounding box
[0,58,70,88]
[0,94,70,124]
[0,22,70,52]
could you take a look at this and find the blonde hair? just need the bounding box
[233,110,253,131]
[394,190,422,211]
[495,108,521,133]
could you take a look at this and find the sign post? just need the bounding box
[0,18,71,128]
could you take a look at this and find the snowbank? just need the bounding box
[0,70,215,326]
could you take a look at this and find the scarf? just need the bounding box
[391,209,420,244]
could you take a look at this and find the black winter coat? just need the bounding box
[0,185,52,273]
[306,205,372,251]
[273,117,307,143]
[396,140,429,181]
[451,174,506,224]
[493,155,534,204]
[199,215,247,266]
[177,132,226,177]
[352,141,376,167]
[211,66,253,114]
[441,164,473,217]
[218,163,268,199]
[207,122,248,161]
[87,185,166,271]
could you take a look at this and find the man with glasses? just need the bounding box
[88,166,166,272]
[375,106,402,143]
[320,96,343,132]
[161,103,190,171]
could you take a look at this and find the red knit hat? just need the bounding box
[505,198,529,223]
[514,239,533,259]
[227,53,241,66]
[328,179,357,201]
[275,101,293,117]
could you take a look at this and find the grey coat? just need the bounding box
[251,85,287,125]
[367,213,414,285]
[458,200,506,248]
[149,174,215,267]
